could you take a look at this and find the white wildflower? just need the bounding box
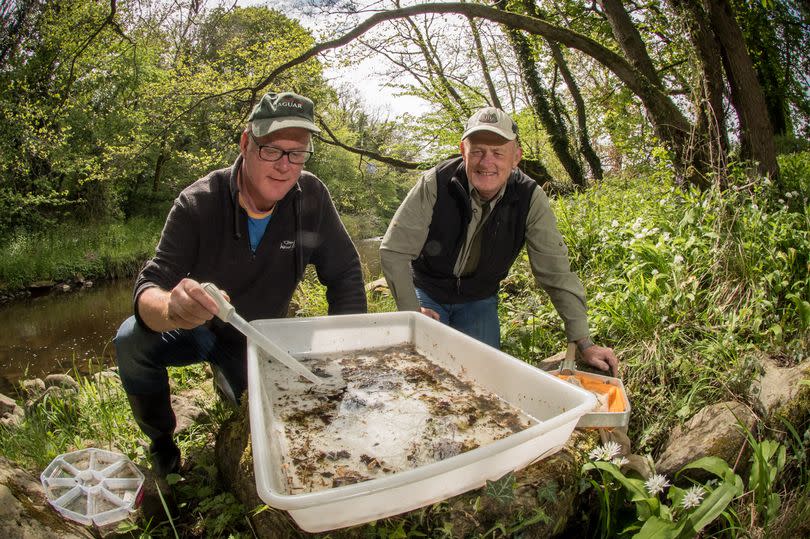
[662,232,671,241]
[785,191,794,198]
[778,199,785,205]
[763,178,771,186]
[588,441,623,462]
[611,456,629,467]
[602,441,622,460]
[752,203,759,211]
[588,446,606,461]
[652,269,659,276]
[681,485,705,509]
[645,474,671,496]
[611,219,619,227]
[674,254,685,265]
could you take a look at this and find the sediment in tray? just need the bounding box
[264,344,537,494]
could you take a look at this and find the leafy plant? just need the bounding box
[483,472,517,505]
[583,444,744,538]
[746,435,786,526]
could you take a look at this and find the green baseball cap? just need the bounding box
[248,91,321,137]
[462,107,518,141]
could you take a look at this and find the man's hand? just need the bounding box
[166,278,222,329]
[420,307,441,321]
[580,344,619,377]
[139,278,228,333]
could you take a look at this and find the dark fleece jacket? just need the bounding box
[133,155,367,337]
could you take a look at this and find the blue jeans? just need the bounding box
[415,288,500,349]
[114,316,246,402]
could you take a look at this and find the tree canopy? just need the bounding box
[1,0,808,239]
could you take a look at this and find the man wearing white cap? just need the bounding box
[381,107,617,374]
[115,91,366,476]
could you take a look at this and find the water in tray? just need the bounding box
[262,344,538,494]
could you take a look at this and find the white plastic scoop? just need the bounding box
[201,282,323,385]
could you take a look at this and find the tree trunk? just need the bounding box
[259,3,698,184]
[598,0,662,87]
[548,42,603,181]
[731,0,791,136]
[403,16,470,124]
[705,0,779,180]
[669,0,730,186]
[597,0,710,185]
[507,27,586,188]
[152,147,168,193]
[467,16,502,109]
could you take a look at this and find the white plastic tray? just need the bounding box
[247,312,596,532]
[40,448,144,526]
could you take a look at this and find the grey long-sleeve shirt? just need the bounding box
[380,165,590,342]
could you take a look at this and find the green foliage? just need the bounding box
[483,472,517,505]
[0,1,327,240]
[0,362,256,537]
[0,215,163,289]
[746,434,786,526]
[502,151,810,453]
[583,447,744,538]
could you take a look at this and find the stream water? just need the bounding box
[0,237,382,396]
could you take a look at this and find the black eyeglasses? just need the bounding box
[249,133,313,164]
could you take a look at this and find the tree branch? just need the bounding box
[61,0,132,106]
[316,115,425,170]
[253,2,689,136]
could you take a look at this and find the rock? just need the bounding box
[20,378,46,399]
[655,401,756,479]
[25,386,80,420]
[365,277,388,293]
[57,283,71,293]
[82,280,93,289]
[537,350,566,371]
[764,361,810,438]
[0,393,24,428]
[28,280,55,291]
[171,392,208,435]
[92,370,118,386]
[129,465,179,530]
[44,374,80,391]
[215,400,591,538]
[752,357,809,416]
[442,431,596,538]
[0,457,94,538]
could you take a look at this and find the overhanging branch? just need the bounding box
[253,2,690,136]
[316,116,425,170]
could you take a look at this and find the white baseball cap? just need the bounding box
[461,107,518,141]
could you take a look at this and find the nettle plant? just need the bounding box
[582,442,743,538]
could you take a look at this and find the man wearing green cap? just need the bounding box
[381,106,617,375]
[114,91,367,477]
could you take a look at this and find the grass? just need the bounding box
[0,153,808,536]
[0,215,164,291]
[501,154,810,456]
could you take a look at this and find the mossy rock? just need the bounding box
[766,362,810,439]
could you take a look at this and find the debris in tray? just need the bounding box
[263,344,538,495]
